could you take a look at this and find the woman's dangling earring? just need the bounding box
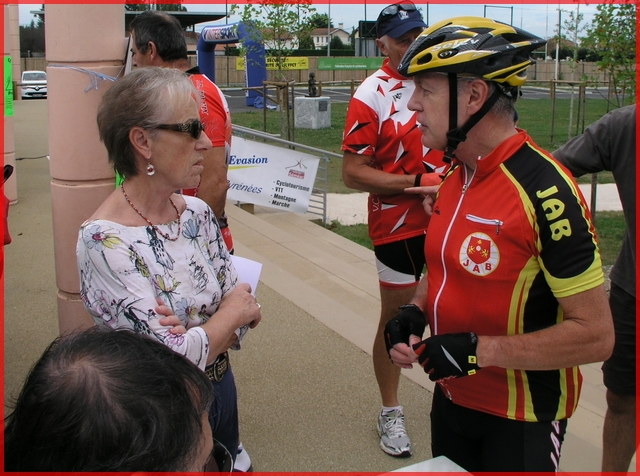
[146,163,156,176]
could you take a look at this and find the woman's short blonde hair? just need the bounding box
[97,67,198,179]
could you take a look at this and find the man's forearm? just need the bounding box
[476,285,614,370]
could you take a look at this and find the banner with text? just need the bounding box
[236,56,309,71]
[227,137,320,213]
[317,57,384,70]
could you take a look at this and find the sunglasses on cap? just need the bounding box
[155,119,205,140]
[379,3,418,20]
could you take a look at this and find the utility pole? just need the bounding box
[555,7,561,81]
[327,2,331,57]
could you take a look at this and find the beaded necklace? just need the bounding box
[120,184,181,241]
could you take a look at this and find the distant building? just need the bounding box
[312,23,351,48]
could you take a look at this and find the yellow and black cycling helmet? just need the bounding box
[397,16,545,162]
[398,16,546,91]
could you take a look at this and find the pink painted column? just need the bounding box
[46,4,125,334]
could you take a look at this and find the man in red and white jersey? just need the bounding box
[341,1,447,458]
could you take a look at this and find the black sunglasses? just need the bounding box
[379,3,417,19]
[155,119,205,140]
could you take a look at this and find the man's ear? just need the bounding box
[147,41,158,62]
[466,79,491,115]
[129,126,152,159]
[376,38,388,56]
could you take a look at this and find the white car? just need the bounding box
[21,70,47,99]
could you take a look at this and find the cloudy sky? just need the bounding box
[19,2,598,40]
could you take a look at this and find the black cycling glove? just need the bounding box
[384,304,426,356]
[413,332,480,381]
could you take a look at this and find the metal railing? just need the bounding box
[232,124,342,225]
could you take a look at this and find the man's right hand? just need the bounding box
[384,304,426,356]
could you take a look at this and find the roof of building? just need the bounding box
[311,27,350,37]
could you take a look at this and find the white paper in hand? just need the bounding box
[230,255,263,350]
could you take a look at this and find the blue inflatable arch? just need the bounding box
[197,22,267,106]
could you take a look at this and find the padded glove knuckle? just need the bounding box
[383,304,426,355]
[419,332,479,381]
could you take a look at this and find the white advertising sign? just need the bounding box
[227,137,320,213]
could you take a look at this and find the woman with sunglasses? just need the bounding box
[76,67,261,465]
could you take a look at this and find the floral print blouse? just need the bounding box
[76,196,238,370]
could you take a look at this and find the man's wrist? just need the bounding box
[399,303,422,313]
[475,334,490,368]
[414,174,423,187]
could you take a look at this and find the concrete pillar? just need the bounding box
[46,4,126,334]
[4,5,17,204]
[8,5,20,89]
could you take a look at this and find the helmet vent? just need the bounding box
[438,49,458,59]
[483,56,498,67]
[417,53,433,66]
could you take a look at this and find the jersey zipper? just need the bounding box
[433,164,475,400]
[466,214,504,235]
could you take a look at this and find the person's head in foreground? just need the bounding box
[375,1,427,72]
[4,327,215,472]
[398,16,546,162]
[97,66,211,189]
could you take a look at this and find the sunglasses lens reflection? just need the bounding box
[190,120,205,140]
[381,3,417,17]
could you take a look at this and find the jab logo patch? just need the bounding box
[459,233,499,276]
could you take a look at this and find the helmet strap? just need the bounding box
[443,74,503,163]
[443,74,460,163]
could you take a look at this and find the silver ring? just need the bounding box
[256,303,261,309]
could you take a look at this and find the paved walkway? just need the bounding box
[4,99,633,472]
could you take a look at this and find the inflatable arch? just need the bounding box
[197,22,267,106]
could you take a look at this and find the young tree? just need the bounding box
[307,13,332,29]
[231,1,316,141]
[330,35,345,51]
[561,8,585,139]
[231,1,315,82]
[20,20,45,57]
[562,8,584,64]
[581,2,635,107]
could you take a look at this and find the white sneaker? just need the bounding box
[377,407,412,457]
[233,442,253,472]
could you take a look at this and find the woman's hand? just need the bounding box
[155,298,187,335]
[218,283,262,329]
[201,283,262,359]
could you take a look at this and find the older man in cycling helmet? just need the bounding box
[383,17,614,471]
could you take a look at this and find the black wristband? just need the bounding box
[399,303,421,312]
[414,174,423,187]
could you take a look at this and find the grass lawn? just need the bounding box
[593,211,627,266]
